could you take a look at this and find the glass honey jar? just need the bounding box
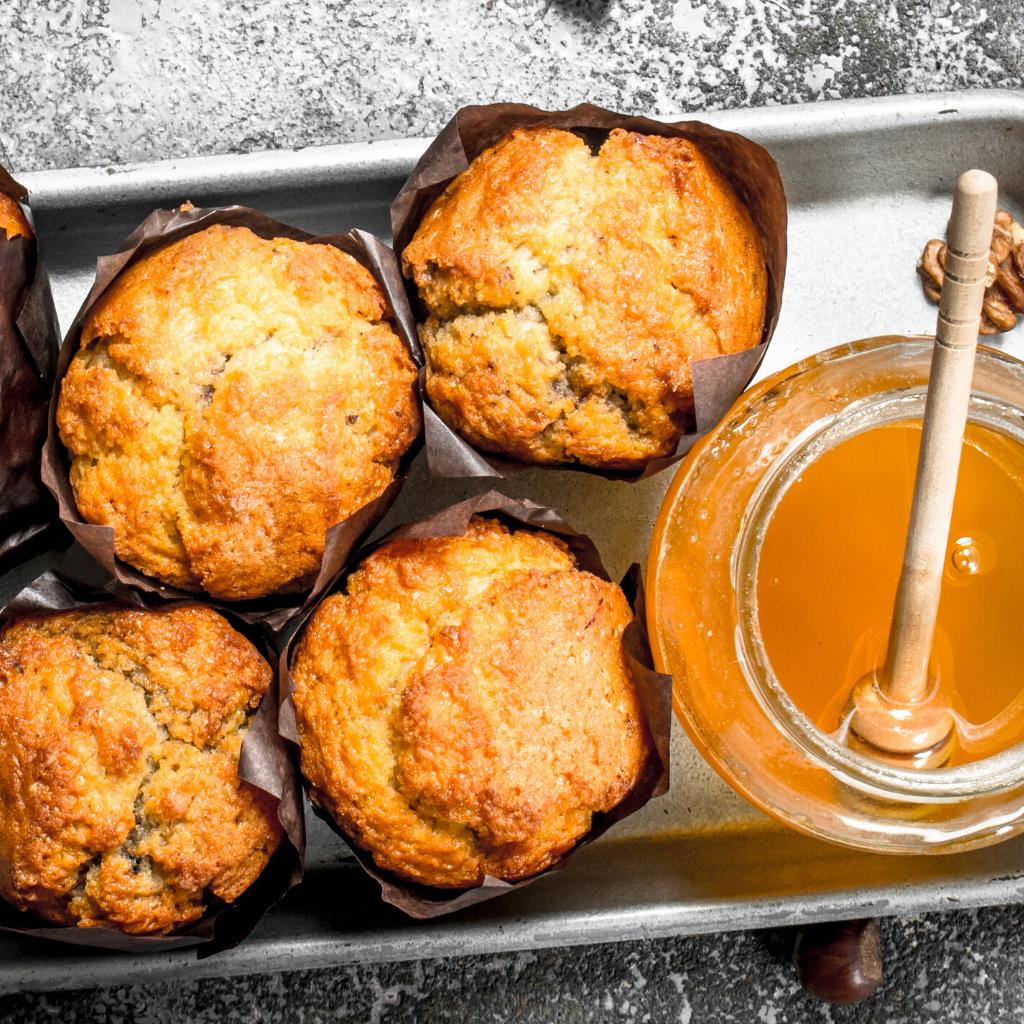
[647,335,1024,853]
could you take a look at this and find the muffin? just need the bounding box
[0,192,31,240]
[290,517,651,888]
[0,186,55,563]
[0,604,282,934]
[56,224,420,600]
[402,125,767,470]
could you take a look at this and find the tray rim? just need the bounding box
[13,88,1024,213]
[4,827,1024,995]
[5,87,1024,995]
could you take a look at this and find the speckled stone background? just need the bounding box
[2,0,1023,172]
[7,909,1024,1021]
[3,1,1024,1021]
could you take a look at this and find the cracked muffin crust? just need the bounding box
[290,517,652,888]
[56,224,421,600]
[0,193,31,240]
[0,604,282,934]
[403,126,767,470]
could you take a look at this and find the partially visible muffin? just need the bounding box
[403,126,767,470]
[290,517,651,888]
[56,225,421,600]
[0,605,282,934]
[0,193,31,240]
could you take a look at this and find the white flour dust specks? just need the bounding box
[1,0,1022,172]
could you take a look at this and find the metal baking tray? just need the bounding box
[4,89,1024,995]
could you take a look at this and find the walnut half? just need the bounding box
[918,209,1024,335]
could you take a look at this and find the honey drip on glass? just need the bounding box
[757,421,1024,766]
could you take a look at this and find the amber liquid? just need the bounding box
[757,421,1024,765]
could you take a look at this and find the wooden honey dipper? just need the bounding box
[846,170,999,770]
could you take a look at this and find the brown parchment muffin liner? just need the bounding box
[279,491,672,920]
[389,102,788,482]
[40,205,424,634]
[0,567,305,956]
[0,164,61,566]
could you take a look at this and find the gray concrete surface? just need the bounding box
[2,1,1023,174]
[5,908,1024,1022]
[2,0,1024,1020]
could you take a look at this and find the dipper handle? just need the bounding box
[882,170,998,703]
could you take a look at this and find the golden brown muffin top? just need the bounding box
[403,126,767,470]
[0,605,282,934]
[56,225,420,600]
[0,193,31,241]
[291,517,651,888]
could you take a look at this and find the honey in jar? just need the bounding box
[756,420,1024,766]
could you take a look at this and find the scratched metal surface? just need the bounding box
[3,89,1024,995]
